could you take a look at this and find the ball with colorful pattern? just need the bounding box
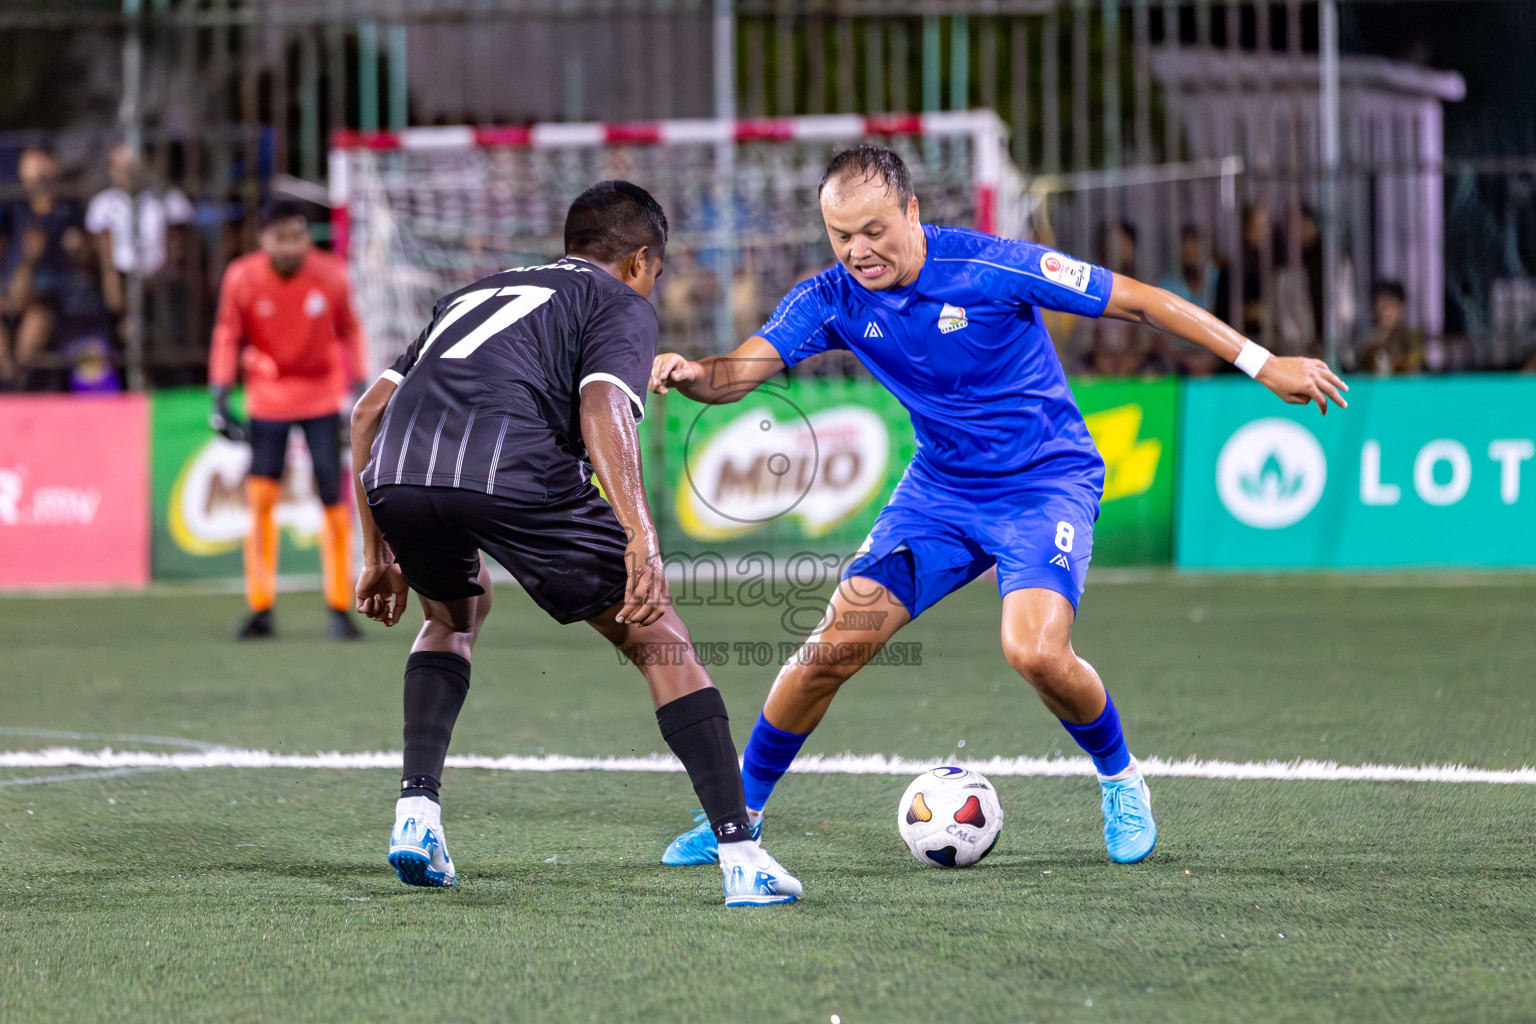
[896,766,1004,868]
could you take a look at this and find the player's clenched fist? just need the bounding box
[649,352,700,395]
[355,562,410,626]
[1255,356,1350,415]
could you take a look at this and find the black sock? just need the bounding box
[401,651,471,803]
[655,688,752,843]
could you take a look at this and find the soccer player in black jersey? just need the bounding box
[347,181,801,906]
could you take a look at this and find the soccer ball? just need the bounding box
[897,766,1004,868]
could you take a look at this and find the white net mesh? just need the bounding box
[339,133,995,375]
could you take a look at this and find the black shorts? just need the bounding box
[367,483,628,625]
[250,415,343,506]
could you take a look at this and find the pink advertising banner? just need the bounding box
[0,395,150,589]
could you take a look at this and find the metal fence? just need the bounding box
[0,1,1531,386]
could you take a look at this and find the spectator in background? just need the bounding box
[1158,224,1219,310]
[1273,206,1321,358]
[1086,220,1144,375]
[0,147,85,387]
[87,142,196,381]
[208,200,367,640]
[1358,280,1423,375]
[657,249,704,349]
[86,142,193,280]
[1100,220,1138,277]
[1157,224,1224,376]
[1215,204,1270,341]
[3,224,123,392]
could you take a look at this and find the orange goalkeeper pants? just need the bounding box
[244,476,354,613]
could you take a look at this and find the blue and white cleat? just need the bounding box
[661,810,761,866]
[389,795,457,887]
[719,841,802,907]
[1100,769,1157,864]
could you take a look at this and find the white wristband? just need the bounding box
[1234,340,1271,379]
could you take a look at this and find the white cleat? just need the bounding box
[388,795,456,888]
[719,839,802,907]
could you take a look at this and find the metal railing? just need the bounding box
[0,1,1526,386]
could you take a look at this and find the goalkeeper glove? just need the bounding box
[209,385,250,444]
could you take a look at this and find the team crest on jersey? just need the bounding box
[937,303,968,334]
[304,289,329,317]
[864,321,883,338]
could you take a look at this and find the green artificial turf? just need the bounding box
[1,576,1534,1022]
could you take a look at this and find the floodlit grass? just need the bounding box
[2,577,1534,1022]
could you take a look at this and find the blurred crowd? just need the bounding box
[1019,208,1462,380]
[0,143,191,394]
[1060,208,1447,378]
[0,140,1526,392]
[659,204,1498,380]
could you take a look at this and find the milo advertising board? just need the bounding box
[650,376,1176,567]
[653,377,916,560]
[151,388,329,579]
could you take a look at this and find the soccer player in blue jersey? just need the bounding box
[649,145,1348,867]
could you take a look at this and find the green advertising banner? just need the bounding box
[1069,377,1177,565]
[1176,376,1536,569]
[651,377,917,560]
[151,387,325,580]
[648,376,1177,566]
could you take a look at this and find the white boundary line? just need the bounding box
[2,748,1533,785]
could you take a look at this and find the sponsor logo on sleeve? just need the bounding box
[1039,252,1092,293]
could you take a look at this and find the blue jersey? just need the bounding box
[757,225,1111,487]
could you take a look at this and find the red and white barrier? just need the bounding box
[328,110,1010,255]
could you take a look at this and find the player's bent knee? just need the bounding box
[1003,638,1073,688]
[783,660,854,703]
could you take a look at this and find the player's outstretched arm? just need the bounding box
[580,381,667,627]
[350,377,409,626]
[1101,273,1349,415]
[648,335,787,405]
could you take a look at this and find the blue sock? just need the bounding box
[741,713,810,811]
[1059,693,1132,777]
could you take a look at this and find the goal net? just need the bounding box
[330,112,1023,376]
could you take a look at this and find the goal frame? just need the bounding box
[327,110,1013,262]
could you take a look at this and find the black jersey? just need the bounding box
[364,257,655,502]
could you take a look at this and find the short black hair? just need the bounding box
[818,145,914,208]
[1102,219,1137,245]
[1373,279,1406,303]
[260,199,310,229]
[563,180,668,264]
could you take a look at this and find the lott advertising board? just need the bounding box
[0,395,150,588]
[1177,376,1536,569]
[151,388,326,579]
[651,376,1176,566]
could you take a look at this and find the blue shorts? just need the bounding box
[844,459,1100,619]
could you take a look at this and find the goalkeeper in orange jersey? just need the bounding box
[208,200,368,639]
